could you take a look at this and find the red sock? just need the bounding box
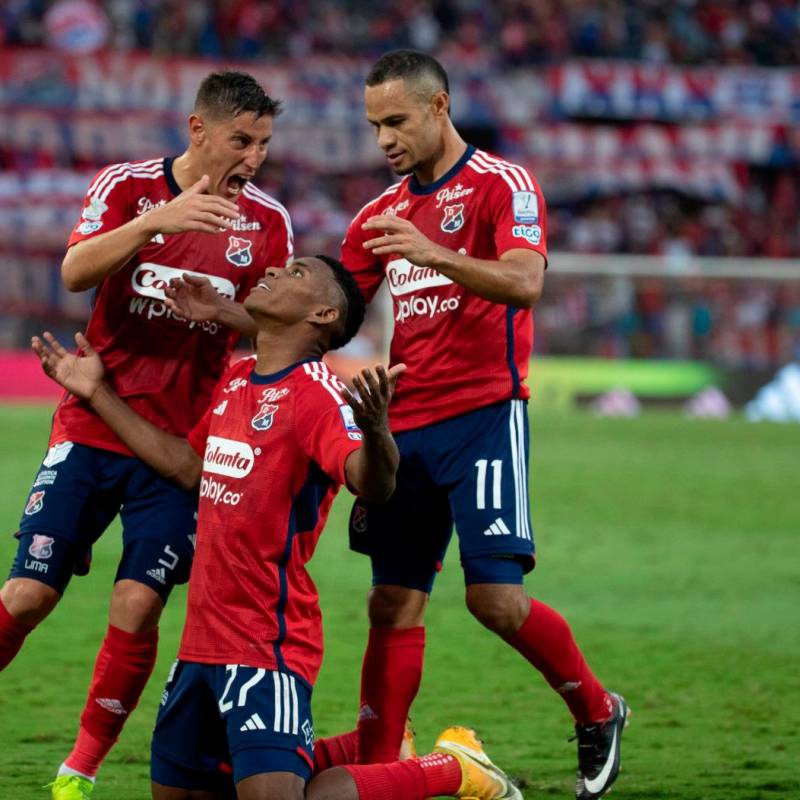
[508,599,612,724]
[0,597,33,670]
[64,625,158,776]
[357,626,425,764]
[345,754,461,800]
[314,729,359,773]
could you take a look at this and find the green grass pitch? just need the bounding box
[0,405,798,799]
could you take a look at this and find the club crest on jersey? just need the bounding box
[25,491,45,516]
[28,534,54,559]
[441,203,465,234]
[251,402,279,431]
[226,236,253,267]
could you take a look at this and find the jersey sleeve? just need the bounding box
[340,213,385,303]
[296,377,363,485]
[187,403,213,457]
[67,163,135,248]
[489,170,548,264]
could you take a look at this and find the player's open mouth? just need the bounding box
[254,280,271,292]
[225,174,250,197]
[386,151,405,166]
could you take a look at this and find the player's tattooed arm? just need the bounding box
[165,275,259,339]
[32,331,202,490]
[342,364,405,503]
[62,175,240,292]
[362,215,544,308]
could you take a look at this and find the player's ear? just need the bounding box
[307,305,340,327]
[188,113,207,145]
[431,90,449,118]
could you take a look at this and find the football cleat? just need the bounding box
[573,692,630,799]
[400,717,417,760]
[47,774,94,800]
[434,726,522,800]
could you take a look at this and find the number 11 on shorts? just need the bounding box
[475,459,502,509]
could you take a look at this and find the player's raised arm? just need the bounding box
[362,214,545,308]
[61,175,241,292]
[32,332,202,490]
[341,364,405,503]
[165,273,259,339]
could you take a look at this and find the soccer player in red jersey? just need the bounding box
[0,71,292,798]
[340,51,629,800]
[33,255,523,800]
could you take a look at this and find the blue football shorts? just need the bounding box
[151,660,315,789]
[349,399,535,593]
[9,441,196,601]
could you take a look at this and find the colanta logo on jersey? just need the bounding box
[226,236,253,267]
[132,263,235,301]
[203,436,255,479]
[386,258,453,297]
[440,203,465,233]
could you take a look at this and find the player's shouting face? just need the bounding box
[365,78,449,176]
[188,110,273,201]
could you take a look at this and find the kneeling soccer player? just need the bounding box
[34,255,522,800]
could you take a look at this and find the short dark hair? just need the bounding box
[195,71,282,120]
[314,255,366,350]
[365,50,449,96]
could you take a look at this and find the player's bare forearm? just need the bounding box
[90,383,202,490]
[214,298,259,338]
[347,429,399,503]
[427,248,545,308]
[61,215,156,292]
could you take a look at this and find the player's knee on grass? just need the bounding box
[367,585,428,628]
[465,579,529,639]
[0,577,60,626]
[305,767,358,800]
[109,578,164,633]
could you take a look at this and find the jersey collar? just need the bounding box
[250,358,319,384]
[163,157,182,197]
[408,145,475,196]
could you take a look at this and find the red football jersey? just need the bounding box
[341,146,547,432]
[50,157,294,455]
[179,356,362,684]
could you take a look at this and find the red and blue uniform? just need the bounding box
[342,146,547,589]
[151,356,363,785]
[10,158,293,600]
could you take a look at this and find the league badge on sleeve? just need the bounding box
[512,191,539,224]
[339,404,363,441]
[226,236,253,267]
[24,491,45,516]
[441,203,465,234]
[251,403,279,431]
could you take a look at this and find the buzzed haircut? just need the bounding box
[195,71,282,120]
[365,50,450,96]
[314,255,367,350]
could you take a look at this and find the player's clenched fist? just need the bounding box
[137,174,241,236]
[32,331,105,402]
[342,364,406,434]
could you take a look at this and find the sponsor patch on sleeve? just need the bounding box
[512,224,542,246]
[339,405,363,440]
[512,191,539,224]
[77,220,103,235]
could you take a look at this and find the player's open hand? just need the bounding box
[342,364,406,434]
[362,215,448,267]
[140,175,240,236]
[165,274,224,322]
[31,331,104,401]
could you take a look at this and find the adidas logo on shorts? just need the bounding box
[240,713,267,732]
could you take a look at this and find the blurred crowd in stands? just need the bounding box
[3,0,800,65]
[1,0,799,369]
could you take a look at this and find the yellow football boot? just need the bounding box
[433,726,522,800]
[47,774,94,800]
